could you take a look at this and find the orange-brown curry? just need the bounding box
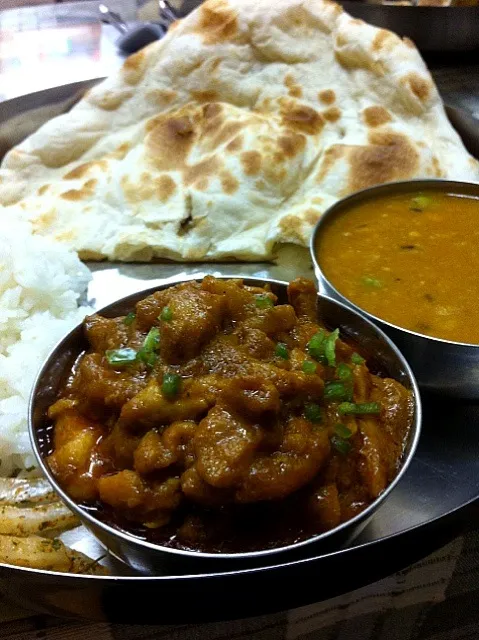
[47,277,413,553]
[317,190,479,344]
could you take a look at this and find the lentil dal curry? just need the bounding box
[47,277,413,554]
[317,190,479,344]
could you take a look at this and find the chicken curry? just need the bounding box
[47,277,413,554]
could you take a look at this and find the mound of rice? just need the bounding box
[0,220,92,476]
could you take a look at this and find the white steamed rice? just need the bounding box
[0,220,92,476]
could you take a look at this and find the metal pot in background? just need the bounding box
[339,2,479,51]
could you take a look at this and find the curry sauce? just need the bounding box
[47,277,413,554]
[317,190,479,344]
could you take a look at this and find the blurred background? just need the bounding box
[0,0,187,101]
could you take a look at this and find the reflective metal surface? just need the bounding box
[340,3,479,52]
[310,180,479,398]
[29,276,421,574]
[0,81,477,622]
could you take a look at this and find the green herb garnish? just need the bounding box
[106,348,137,366]
[304,403,323,424]
[361,275,382,288]
[160,306,173,322]
[162,372,182,399]
[324,381,352,402]
[336,362,352,382]
[275,342,289,360]
[143,327,160,352]
[351,352,365,365]
[302,360,317,374]
[331,435,352,455]
[255,294,274,309]
[137,327,160,367]
[307,330,327,363]
[324,328,339,367]
[410,194,431,211]
[338,401,381,415]
[334,423,353,439]
[123,312,136,326]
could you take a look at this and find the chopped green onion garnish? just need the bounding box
[324,381,352,402]
[351,352,365,365]
[338,401,381,415]
[275,342,289,360]
[304,402,323,424]
[334,423,353,439]
[138,327,160,367]
[123,312,136,326]
[410,194,431,211]
[142,327,160,352]
[336,362,352,382]
[160,306,173,322]
[324,328,339,367]
[139,351,157,367]
[331,435,352,455]
[361,275,382,288]
[307,330,327,363]
[302,360,317,374]
[255,294,274,309]
[162,372,181,399]
[106,348,137,366]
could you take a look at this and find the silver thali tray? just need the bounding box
[0,81,479,623]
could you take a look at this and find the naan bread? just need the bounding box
[1,0,478,261]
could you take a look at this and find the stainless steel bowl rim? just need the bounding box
[310,178,479,349]
[29,275,422,563]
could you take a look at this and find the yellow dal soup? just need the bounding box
[316,190,479,344]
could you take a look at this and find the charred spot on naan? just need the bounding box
[335,32,387,76]
[315,131,420,194]
[430,156,444,178]
[226,136,244,153]
[304,208,322,226]
[363,106,392,128]
[60,179,97,201]
[284,74,303,99]
[349,131,419,192]
[220,170,239,194]
[37,184,50,196]
[241,150,262,176]
[372,28,400,53]
[194,0,240,46]
[190,90,219,102]
[62,159,109,183]
[280,100,324,136]
[184,157,220,188]
[88,89,134,111]
[146,111,197,172]
[121,173,177,204]
[122,47,151,86]
[318,89,336,105]
[400,72,432,104]
[322,107,341,123]
[146,89,178,107]
[277,132,306,159]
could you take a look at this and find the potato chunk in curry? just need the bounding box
[47,277,413,554]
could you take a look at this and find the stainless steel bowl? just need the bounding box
[29,276,421,574]
[311,179,479,399]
